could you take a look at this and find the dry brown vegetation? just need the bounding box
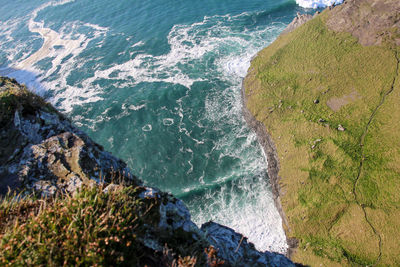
[0,185,212,266]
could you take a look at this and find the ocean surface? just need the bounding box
[0,0,338,253]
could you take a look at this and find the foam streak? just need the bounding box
[296,0,343,9]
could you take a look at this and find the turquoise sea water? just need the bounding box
[0,0,323,253]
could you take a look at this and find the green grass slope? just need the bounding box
[244,5,400,266]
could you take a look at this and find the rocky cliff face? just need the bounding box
[0,76,295,266]
[0,77,139,196]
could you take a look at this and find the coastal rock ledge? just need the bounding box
[0,76,295,266]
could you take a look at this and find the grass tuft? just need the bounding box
[0,184,209,266]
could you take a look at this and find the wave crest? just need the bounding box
[296,0,343,9]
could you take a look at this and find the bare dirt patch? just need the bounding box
[327,90,361,111]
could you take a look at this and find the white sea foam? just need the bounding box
[1,6,289,253]
[0,17,33,64]
[296,0,343,9]
[191,174,287,253]
[171,14,289,252]
[76,21,217,89]
[1,7,282,115]
[163,118,174,126]
[85,53,203,90]
[75,14,284,97]
[29,17,108,112]
[129,104,146,111]
[142,124,152,132]
[201,84,288,252]
[0,0,109,112]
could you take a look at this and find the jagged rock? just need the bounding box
[281,13,313,35]
[159,199,200,234]
[138,189,206,254]
[115,185,297,266]
[0,77,139,195]
[201,222,295,267]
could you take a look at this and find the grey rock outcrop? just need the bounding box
[281,13,313,35]
[202,222,296,267]
[0,77,139,195]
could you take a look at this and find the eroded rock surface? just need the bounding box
[327,0,400,46]
[281,13,313,35]
[0,77,139,195]
[202,222,295,267]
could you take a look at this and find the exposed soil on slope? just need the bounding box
[327,0,400,46]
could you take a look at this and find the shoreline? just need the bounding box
[239,12,316,259]
[240,80,298,258]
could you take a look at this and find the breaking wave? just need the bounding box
[296,0,343,9]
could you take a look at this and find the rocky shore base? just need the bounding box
[239,12,316,258]
[241,82,298,258]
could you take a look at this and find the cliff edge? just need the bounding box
[244,0,400,266]
[0,76,295,266]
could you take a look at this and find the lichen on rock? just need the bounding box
[0,76,139,195]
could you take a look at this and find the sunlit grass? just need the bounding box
[244,8,400,266]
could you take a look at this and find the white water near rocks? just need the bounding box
[0,0,330,254]
[296,0,343,9]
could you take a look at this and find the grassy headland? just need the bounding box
[244,2,400,266]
